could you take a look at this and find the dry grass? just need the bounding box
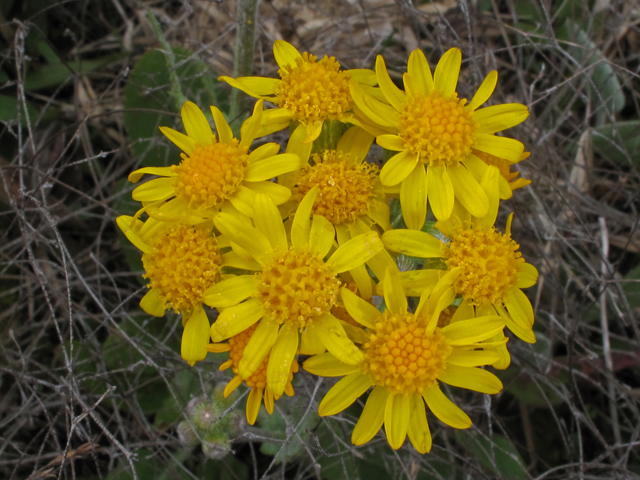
[1,0,640,479]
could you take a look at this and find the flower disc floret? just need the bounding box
[276,53,352,124]
[142,225,222,312]
[363,312,451,396]
[399,92,477,167]
[445,227,524,306]
[295,150,378,225]
[172,139,249,209]
[257,248,341,328]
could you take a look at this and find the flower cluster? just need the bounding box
[118,41,537,452]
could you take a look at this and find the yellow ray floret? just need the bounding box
[303,267,505,453]
[351,48,529,227]
[127,100,300,224]
[202,188,384,399]
[219,40,377,144]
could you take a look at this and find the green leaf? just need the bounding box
[123,47,219,167]
[592,121,640,168]
[24,53,125,91]
[622,263,640,310]
[460,431,529,479]
[0,94,45,127]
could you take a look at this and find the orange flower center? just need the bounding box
[172,139,249,209]
[444,226,524,306]
[257,248,340,329]
[399,92,476,167]
[276,52,352,124]
[295,150,378,225]
[142,225,222,312]
[363,312,451,395]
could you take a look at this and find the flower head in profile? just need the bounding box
[207,323,299,425]
[116,215,223,365]
[219,40,377,144]
[303,268,505,453]
[382,206,538,347]
[351,48,529,227]
[202,189,384,399]
[128,100,300,224]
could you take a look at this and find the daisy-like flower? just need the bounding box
[116,216,223,365]
[207,323,298,425]
[382,208,539,346]
[128,100,300,223]
[289,126,397,298]
[303,268,505,453]
[351,48,529,227]
[202,189,384,399]
[219,40,377,144]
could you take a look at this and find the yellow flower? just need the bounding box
[128,100,300,224]
[202,189,384,399]
[472,150,531,199]
[207,323,298,425]
[382,210,538,345]
[219,40,377,144]
[303,268,505,453]
[287,126,397,299]
[351,48,529,227]
[116,216,223,366]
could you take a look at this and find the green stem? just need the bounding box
[229,0,260,127]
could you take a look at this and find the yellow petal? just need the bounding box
[267,324,299,398]
[384,392,410,450]
[206,342,230,353]
[158,127,196,155]
[326,232,383,273]
[407,395,432,453]
[473,134,524,162]
[218,76,280,97]
[375,55,406,110]
[442,315,505,344]
[214,212,272,265]
[380,150,419,186]
[128,165,177,183]
[116,215,151,253]
[209,105,233,144]
[291,185,318,250]
[337,125,375,163]
[401,164,427,230]
[495,303,536,343]
[309,215,335,258]
[376,134,405,152]
[210,299,265,342]
[347,263,374,300]
[140,287,165,317]
[474,165,500,228]
[303,352,361,377]
[246,387,262,425]
[315,314,364,365]
[181,101,212,146]
[352,386,387,445]
[349,68,377,86]
[434,48,461,98]
[244,153,300,182]
[240,99,264,148]
[318,372,372,416]
[299,324,326,355]
[223,375,243,397]
[181,306,210,366]
[422,384,471,429]
[253,193,288,251]
[248,142,281,164]
[407,48,434,95]
[228,185,256,217]
[302,121,324,144]
[382,229,443,258]
[474,103,529,134]
[446,349,502,367]
[341,288,379,328]
[273,40,302,69]
[517,263,539,288]
[427,165,454,221]
[221,251,262,271]
[467,70,497,111]
[448,164,489,218]
[131,177,176,202]
[203,275,257,308]
[238,318,279,377]
[257,108,292,137]
[245,180,291,205]
[264,389,275,413]
[383,266,407,315]
[385,269,441,297]
[438,365,503,394]
[504,287,535,328]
